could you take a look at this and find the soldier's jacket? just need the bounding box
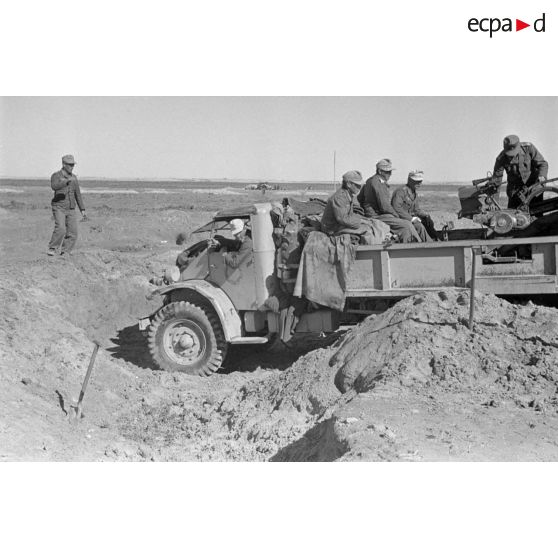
[321,187,362,235]
[51,168,85,210]
[222,235,253,268]
[357,174,398,218]
[391,185,428,221]
[493,142,548,194]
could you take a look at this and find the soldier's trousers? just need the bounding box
[414,215,438,241]
[375,214,420,243]
[412,221,432,242]
[48,206,78,253]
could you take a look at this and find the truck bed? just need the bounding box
[346,235,558,297]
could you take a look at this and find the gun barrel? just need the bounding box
[472,177,490,186]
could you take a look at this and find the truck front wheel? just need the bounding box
[147,301,228,376]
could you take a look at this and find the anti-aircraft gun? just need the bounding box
[458,173,558,236]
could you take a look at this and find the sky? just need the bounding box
[1,96,556,182]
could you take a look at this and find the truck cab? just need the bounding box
[143,203,279,376]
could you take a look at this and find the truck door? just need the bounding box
[208,243,258,310]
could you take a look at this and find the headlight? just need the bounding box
[163,266,181,284]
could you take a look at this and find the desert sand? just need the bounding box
[2,183,558,461]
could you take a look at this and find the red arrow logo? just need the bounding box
[516,19,530,31]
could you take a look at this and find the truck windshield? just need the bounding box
[191,220,232,234]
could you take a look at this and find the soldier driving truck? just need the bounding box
[208,218,253,268]
[140,147,558,377]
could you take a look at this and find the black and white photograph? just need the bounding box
[1,1,557,557]
[2,96,557,462]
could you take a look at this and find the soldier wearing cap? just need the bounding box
[391,171,438,242]
[321,170,367,237]
[357,159,420,243]
[491,135,548,209]
[47,154,87,256]
[208,218,253,268]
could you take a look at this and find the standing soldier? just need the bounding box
[490,135,548,209]
[47,154,87,256]
[357,159,419,243]
[392,171,438,241]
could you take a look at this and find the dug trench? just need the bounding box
[2,248,558,461]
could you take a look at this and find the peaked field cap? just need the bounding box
[503,135,520,156]
[229,218,245,235]
[62,154,76,165]
[376,158,394,171]
[342,170,364,185]
[408,170,424,182]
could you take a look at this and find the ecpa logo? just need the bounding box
[468,13,546,37]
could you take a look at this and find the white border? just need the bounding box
[1,1,558,556]
[0,1,556,95]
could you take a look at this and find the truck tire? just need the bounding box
[147,301,228,376]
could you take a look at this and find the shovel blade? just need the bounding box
[69,405,83,424]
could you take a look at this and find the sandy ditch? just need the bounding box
[2,247,558,461]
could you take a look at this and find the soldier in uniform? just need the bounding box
[209,218,253,268]
[357,159,420,243]
[321,170,367,237]
[391,171,438,242]
[491,135,548,209]
[321,170,390,244]
[47,154,87,256]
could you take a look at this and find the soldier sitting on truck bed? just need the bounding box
[391,171,438,242]
[358,159,420,243]
[209,218,253,268]
[321,170,387,244]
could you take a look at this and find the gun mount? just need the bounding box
[458,175,558,237]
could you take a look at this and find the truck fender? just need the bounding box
[152,279,242,342]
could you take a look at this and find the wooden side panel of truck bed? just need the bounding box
[346,236,558,297]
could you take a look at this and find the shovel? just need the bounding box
[70,341,100,423]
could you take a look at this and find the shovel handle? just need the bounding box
[77,342,100,407]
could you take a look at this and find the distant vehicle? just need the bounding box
[244,182,283,191]
[262,183,285,191]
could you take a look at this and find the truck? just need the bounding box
[140,181,558,376]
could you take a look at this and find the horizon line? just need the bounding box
[0,175,470,184]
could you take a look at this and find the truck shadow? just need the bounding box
[106,325,346,374]
[106,324,155,369]
[223,332,344,374]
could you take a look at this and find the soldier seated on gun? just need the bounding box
[208,218,253,268]
[391,171,438,242]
